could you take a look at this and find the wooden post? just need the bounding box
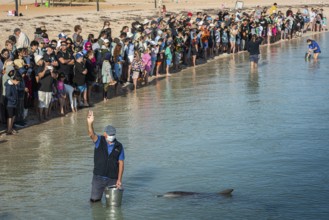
[97,0,99,11]
[15,0,19,16]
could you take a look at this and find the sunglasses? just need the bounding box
[61,44,67,46]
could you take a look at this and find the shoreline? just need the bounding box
[0,30,327,137]
[0,0,328,137]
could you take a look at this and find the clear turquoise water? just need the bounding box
[1,33,329,220]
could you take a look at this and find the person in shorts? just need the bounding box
[165,42,172,76]
[247,34,263,69]
[73,52,89,107]
[35,55,54,121]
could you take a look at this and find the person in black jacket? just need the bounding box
[87,110,125,202]
[247,34,263,69]
[73,52,88,107]
[5,71,22,135]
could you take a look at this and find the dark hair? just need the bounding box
[8,35,16,44]
[74,25,82,32]
[9,71,22,81]
[30,40,39,47]
[14,28,21,33]
[87,34,94,41]
[1,48,9,55]
[66,38,73,44]
[14,48,24,59]
[306,39,312,43]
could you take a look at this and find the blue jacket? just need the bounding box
[5,80,18,108]
[309,40,321,53]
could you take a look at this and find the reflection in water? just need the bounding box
[91,203,123,220]
[1,33,329,219]
[248,69,259,95]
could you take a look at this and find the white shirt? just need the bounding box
[16,32,30,49]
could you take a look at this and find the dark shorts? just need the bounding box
[90,175,117,202]
[250,54,259,63]
[203,42,209,49]
[191,48,198,56]
[6,107,17,118]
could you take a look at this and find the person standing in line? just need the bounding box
[5,71,22,135]
[14,28,30,49]
[87,110,125,203]
[247,34,263,69]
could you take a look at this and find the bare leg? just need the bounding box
[133,78,137,90]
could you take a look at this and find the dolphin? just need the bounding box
[157,188,234,198]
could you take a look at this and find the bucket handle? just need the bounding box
[107,185,124,190]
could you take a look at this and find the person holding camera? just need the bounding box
[43,45,59,69]
[247,34,263,69]
[35,55,54,121]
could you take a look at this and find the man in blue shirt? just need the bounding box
[87,110,125,202]
[307,39,321,61]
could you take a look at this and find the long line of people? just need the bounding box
[0,3,326,135]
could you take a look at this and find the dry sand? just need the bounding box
[0,0,328,46]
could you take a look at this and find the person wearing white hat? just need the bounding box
[143,19,150,25]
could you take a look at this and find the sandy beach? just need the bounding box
[0,0,328,46]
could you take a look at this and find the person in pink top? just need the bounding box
[57,72,67,116]
[142,48,152,83]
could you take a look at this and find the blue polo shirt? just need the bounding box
[95,135,125,161]
[309,41,321,53]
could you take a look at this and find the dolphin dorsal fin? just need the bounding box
[218,189,234,195]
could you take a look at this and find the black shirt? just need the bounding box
[73,62,86,86]
[85,59,96,82]
[57,50,73,75]
[247,38,263,55]
[39,70,54,92]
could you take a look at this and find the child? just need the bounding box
[13,48,26,73]
[221,26,229,53]
[267,24,272,44]
[191,33,198,67]
[155,38,165,77]
[57,73,66,116]
[165,42,172,76]
[64,83,77,113]
[150,43,158,76]
[142,48,151,83]
[131,51,145,91]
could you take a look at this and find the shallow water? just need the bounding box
[1,33,329,220]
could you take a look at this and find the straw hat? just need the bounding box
[143,19,150,25]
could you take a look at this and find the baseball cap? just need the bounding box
[75,52,84,60]
[34,55,43,64]
[104,125,116,135]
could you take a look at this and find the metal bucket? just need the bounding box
[104,185,124,207]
